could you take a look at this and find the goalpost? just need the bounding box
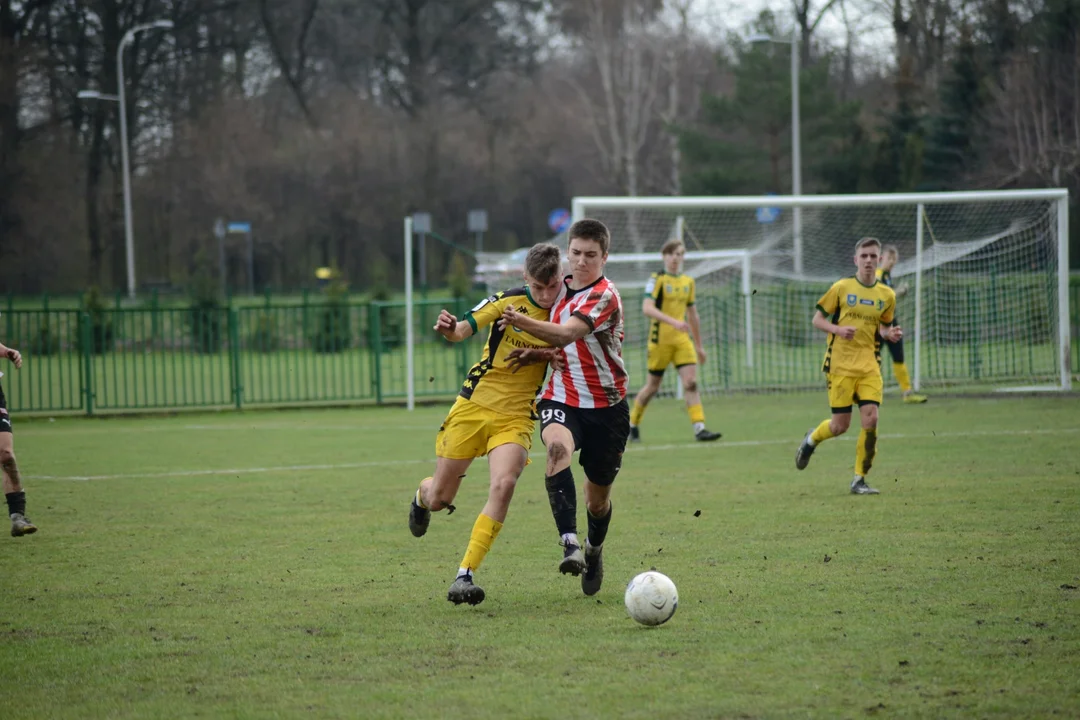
[573,190,1071,395]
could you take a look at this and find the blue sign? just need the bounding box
[756,192,780,224]
[548,208,571,234]
[755,206,780,224]
[227,222,252,233]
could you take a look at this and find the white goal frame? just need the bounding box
[573,189,1071,393]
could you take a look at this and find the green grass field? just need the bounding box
[2,393,1079,718]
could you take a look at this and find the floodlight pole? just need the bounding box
[117,20,173,300]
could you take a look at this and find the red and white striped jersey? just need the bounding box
[541,276,627,408]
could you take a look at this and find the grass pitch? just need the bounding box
[2,392,1079,718]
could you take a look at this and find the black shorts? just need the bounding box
[0,382,10,433]
[538,398,630,486]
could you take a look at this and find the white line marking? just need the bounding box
[28,427,1080,482]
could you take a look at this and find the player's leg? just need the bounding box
[795,375,853,470]
[539,400,585,575]
[410,399,486,536]
[677,361,720,441]
[410,456,472,537]
[851,375,882,495]
[448,441,528,606]
[889,338,927,403]
[629,344,669,441]
[578,399,629,596]
[0,394,33,537]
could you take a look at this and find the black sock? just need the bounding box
[544,467,577,537]
[6,491,26,517]
[587,502,612,548]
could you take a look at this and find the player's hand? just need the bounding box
[498,306,522,332]
[695,346,707,365]
[433,310,457,338]
[835,326,857,341]
[506,347,560,373]
[672,320,690,334]
[5,348,21,369]
[884,326,903,343]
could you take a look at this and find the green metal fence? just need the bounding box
[3,285,1079,416]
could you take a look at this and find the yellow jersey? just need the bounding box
[875,267,900,325]
[460,287,551,417]
[645,271,695,345]
[816,276,896,377]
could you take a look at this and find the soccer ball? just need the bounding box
[624,571,678,626]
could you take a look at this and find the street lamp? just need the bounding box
[749,27,803,277]
[78,19,173,300]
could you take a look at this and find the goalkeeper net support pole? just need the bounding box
[572,189,1071,394]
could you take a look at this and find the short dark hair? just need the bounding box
[568,219,611,255]
[524,242,563,283]
[855,237,882,252]
[661,238,685,256]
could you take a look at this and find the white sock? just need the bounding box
[561,532,579,548]
[807,436,816,447]
[457,567,472,579]
[693,422,705,433]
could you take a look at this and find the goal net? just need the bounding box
[572,191,1071,395]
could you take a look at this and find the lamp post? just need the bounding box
[78,20,173,301]
[749,26,802,277]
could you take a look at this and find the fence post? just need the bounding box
[370,302,383,404]
[80,312,94,416]
[229,308,242,409]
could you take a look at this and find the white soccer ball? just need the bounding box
[624,571,678,626]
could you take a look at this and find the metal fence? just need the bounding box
[3,285,1079,416]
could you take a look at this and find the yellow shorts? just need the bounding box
[647,338,697,374]
[435,397,534,459]
[826,373,883,412]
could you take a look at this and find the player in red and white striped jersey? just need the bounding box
[500,219,630,597]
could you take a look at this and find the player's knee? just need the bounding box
[830,416,851,435]
[0,448,15,468]
[490,472,517,501]
[683,378,697,393]
[861,405,879,428]
[547,440,570,466]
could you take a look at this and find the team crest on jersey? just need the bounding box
[665,284,674,294]
[877,299,885,310]
[846,294,858,307]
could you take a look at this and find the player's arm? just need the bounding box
[686,305,706,363]
[879,324,902,342]
[500,310,591,347]
[433,309,474,343]
[0,342,22,369]
[642,298,689,333]
[813,309,855,340]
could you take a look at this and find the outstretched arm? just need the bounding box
[500,308,591,348]
[433,309,475,343]
[0,342,22,369]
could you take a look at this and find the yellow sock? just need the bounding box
[855,428,877,476]
[630,400,646,427]
[893,363,912,393]
[687,403,705,425]
[460,514,503,573]
[809,419,834,445]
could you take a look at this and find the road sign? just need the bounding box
[467,209,488,233]
[412,212,432,234]
[213,218,226,240]
[227,221,251,233]
[548,208,571,234]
